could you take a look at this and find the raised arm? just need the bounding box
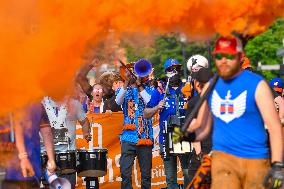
[76,58,100,97]
[115,72,130,105]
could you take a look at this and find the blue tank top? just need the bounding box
[208,71,269,159]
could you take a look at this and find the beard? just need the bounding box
[216,62,241,80]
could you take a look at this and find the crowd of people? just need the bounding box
[0,35,284,189]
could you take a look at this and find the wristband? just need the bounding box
[18,152,28,160]
[272,161,284,168]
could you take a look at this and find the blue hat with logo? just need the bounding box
[269,78,283,93]
[164,58,181,72]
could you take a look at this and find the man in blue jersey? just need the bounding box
[186,36,284,189]
[144,58,191,189]
[115,59,154,189]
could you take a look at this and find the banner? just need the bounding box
[75,112,184,189]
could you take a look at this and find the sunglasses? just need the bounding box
[93,88,103,93]
[166,66,180,72]
[214,53,237,60]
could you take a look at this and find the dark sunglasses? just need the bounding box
[214,53,237,60]
[166,66,181,72]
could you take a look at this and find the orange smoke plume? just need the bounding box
[0,0,283,115]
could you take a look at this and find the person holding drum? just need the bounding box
[115,59,154,189]
[2,103,56,189]
[144,58,191,189]
[41,95,92,189]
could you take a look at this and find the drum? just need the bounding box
[168,130,192,154]
[165,115,192,155]
[77,148,108,177]
[55,150,77,174]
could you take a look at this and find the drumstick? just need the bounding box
[163,77,170,101]
[90,119,94,150]
[163,70,177,101]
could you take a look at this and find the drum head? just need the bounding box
[77,148,108,153]
[88,148,108,152]
[56,150,76,154]
[60,168,76,175]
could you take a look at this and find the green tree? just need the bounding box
[245,18,284,81]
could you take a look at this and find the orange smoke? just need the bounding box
[0,0,283,115]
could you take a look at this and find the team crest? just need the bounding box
[211,90,247,123]
[219,40,231,48]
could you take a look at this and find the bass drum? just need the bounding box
[77,148,108,177]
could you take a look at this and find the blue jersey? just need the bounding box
[208,70,269,159]
[119,86,154,144]
[147,83,187,143]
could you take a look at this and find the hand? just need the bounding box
[84,133,92,142]
[124,70,132,85]
[46,159,56,174]
[20,158,35,177]
[105,110,112,114]
[136,77,142,86]
[156,100,165,110]
[263,162,284,189]
[91,58,100,67]
[193,142,202,155]
[172,127,184,143]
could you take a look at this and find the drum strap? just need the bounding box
[42,96,68,129]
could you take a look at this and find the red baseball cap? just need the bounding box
[212,37,243,55]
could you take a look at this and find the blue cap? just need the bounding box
[269,78,283,93]
[164,59,181,72]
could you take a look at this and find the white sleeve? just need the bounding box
[115,88,126,105]
[140,89,151,104]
